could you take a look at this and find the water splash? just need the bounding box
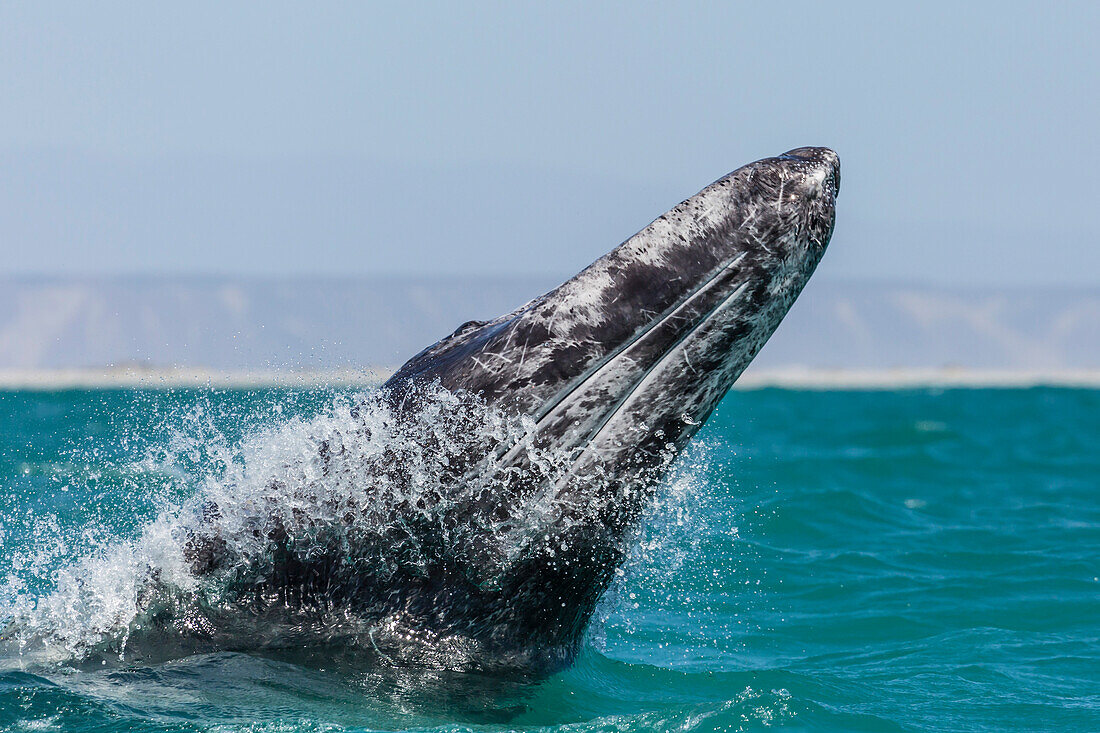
[2,383,686,671]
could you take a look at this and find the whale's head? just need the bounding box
[387,146,839,465]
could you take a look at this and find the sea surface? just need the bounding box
[0,386,1097,732]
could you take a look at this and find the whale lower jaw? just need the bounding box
[494,253,751,467]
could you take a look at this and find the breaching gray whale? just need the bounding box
[179,147,839,671]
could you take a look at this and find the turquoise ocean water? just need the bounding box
[0,386,1097,732]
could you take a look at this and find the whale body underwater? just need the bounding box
[16,147,838,672]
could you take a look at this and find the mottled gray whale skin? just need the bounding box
[184,147,839,672]
[376,146,840,667]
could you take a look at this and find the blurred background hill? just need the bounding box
[3,276,1096,373]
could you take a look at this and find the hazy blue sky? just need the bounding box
[1,2,1097,284]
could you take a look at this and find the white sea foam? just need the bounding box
[2,384,632,667]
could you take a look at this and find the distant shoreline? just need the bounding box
[2,366,1099,391]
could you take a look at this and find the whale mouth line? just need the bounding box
[571,278,752,465]
[495,252,749,466]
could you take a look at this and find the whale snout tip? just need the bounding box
[780,146,840,169]
[779,146,840,197]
